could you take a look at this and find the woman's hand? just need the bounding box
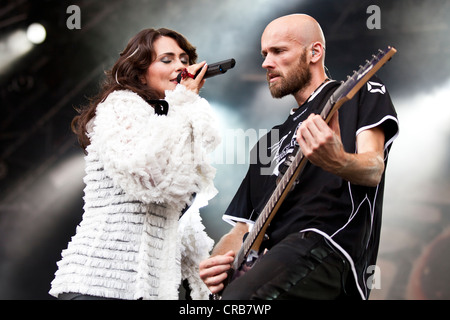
[180,61,208,94]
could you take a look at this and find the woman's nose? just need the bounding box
[175,59,186,72]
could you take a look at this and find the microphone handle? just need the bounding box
[177,58,236,83]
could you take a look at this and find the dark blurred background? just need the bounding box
[1,0,449,300]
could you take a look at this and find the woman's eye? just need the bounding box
[161,57,188,65]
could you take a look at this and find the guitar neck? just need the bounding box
[235,144,309,269]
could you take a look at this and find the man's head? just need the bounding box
[261,14,327,100]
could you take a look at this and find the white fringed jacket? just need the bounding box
[49,85,221,300]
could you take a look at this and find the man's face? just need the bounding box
[261,32,311,99]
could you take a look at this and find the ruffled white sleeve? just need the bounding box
[88,87,221,211]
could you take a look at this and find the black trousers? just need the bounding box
[221,232,359,300]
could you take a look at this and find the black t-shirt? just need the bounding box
[223,76,399,299]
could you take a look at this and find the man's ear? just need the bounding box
[310,42,324,63]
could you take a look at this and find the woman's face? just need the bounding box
[143,36,189,96]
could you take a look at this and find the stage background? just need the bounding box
[1,0,449,300]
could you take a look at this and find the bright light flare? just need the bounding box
[0,30,32,72]
[26,23,47,44]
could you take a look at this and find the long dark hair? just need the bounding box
[71,28,198,150]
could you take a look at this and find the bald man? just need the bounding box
[199,14,399,300]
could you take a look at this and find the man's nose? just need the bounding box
[262,55,274,70]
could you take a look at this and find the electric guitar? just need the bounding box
[211,46,397,300]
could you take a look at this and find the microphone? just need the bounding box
[177,58,236,83]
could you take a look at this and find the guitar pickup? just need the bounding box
[246,249,259,263]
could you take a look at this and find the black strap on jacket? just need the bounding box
[146,99,169,115]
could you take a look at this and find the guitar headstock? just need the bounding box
[333,46,397,103]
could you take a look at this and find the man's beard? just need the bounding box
[267,50,312,99]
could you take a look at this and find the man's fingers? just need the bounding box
[200,263,230,278]
[202,269,230,286]
[200,251,234,269]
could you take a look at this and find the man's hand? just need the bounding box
[296,111,386,187]
[199,222,248,293]
[199,250,235,294]
[296,112,345,174]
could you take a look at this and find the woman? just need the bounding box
[49,28,221,300]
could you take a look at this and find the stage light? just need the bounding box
[0,29,33,73]
[26,23,46,44]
